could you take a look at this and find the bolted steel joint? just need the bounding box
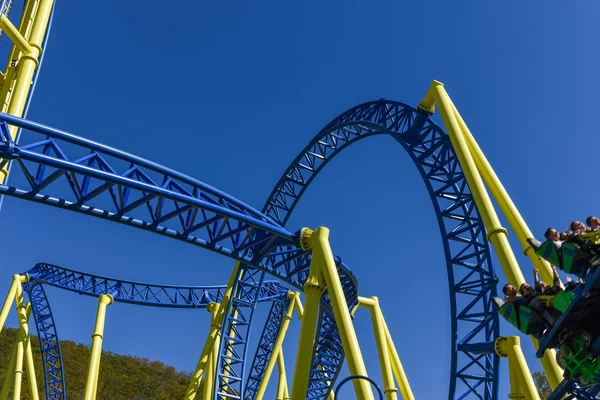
[495,337,508,358]
[299,227,314,251]
[486,227,508,242]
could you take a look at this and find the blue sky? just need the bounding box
[1,0,600,398]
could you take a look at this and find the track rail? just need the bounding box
[253,99,500,400]
[22,263,290,400]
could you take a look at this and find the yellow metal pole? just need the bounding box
[311,227,374,400]
[437,89,563,389]
[496,337,540,400]
[256,292,297,400]
[276,350,289,400]
[290,232,325,400]
[0,0,54,183]
[0,15,34,55]
[12,329,25,400]
[15,282,38,400]
[381,318,415,400]
[201,341,214,400]
[359,297,398,400]
[423,81,525,286]
[449,102,555,284]
[0,0,36,113]
[204,303,220,400]
[0,279,17,334]
[186,262,241,400]
[0,336,17,399]
[83,294,113,400]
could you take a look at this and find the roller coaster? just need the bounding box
[0,1,596,399]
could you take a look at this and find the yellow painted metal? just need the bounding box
[12,329,24,400]
[428,83,563,389]
[0,0,36,113]
[276,350,289,400]
[256,292,297,400]
[0,15,33,55]
[0,0,54,183]
[293,291,305,320]
[0,279,17,334]
[382,318,414,400]
[311,226,374,400]
[450,102,555,285]
[363,297,398,400]
[201,333,215,400]
[83,294,113,400]
[496,337,540,400]
[531,339,562,391]
[186,262,240,400]
[14,279,38,400]
[425,81,525,287]
[290,238,325,400]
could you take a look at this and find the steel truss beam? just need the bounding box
[259,99,500,400]
[20,263,290,400]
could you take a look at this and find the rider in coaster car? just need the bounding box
[587,216,600,232]
[534,265,561,295]
[520,282,557,326]
[528,222,600,280]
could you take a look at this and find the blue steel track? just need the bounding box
[0,98,501,399]
[22,263,290,399]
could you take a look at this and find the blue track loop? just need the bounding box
[0,97,500,399]
[254,99,500,400]
[22,263,290,400]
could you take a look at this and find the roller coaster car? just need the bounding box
[492,294,573,339]
[528,235,600,280]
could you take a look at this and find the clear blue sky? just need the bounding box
[1,0,599,398]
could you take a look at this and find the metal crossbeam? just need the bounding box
[261,99,499,399]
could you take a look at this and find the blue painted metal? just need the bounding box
[0,97,501,399]
[21,282,65,400]
[334,375,384,400]
[548,379,600,400]
[26,263,287,308]
[260,99,500,400]
[245,296,291,398]
[21,263,290,400]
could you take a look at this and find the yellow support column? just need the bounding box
[0,0,54,183]
[276,350,289,400]
[12,327,25,400]
[186,263,241,400]
[290,236,325,400]
[450,102,555,283]
[0,279,18,333]
[421,81,525,286]
[305,227,375,400]
[202,303,220,400]
[382,318,414,400]
[496,337,540,400]
[84,294,113,400]
[359,297,400,400]
[14,279,38,400]
[256,292,297,400]
[429,85,563,389]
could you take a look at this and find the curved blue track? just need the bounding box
[246,99,500,400]
[0,98,501,399]
[22,263,290,399]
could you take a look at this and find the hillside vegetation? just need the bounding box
[0,327,200,399]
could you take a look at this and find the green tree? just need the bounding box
[0,328,204,399]
[533,371,552,400]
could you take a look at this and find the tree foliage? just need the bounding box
[533,371,552,400]
[0,327,203,399]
